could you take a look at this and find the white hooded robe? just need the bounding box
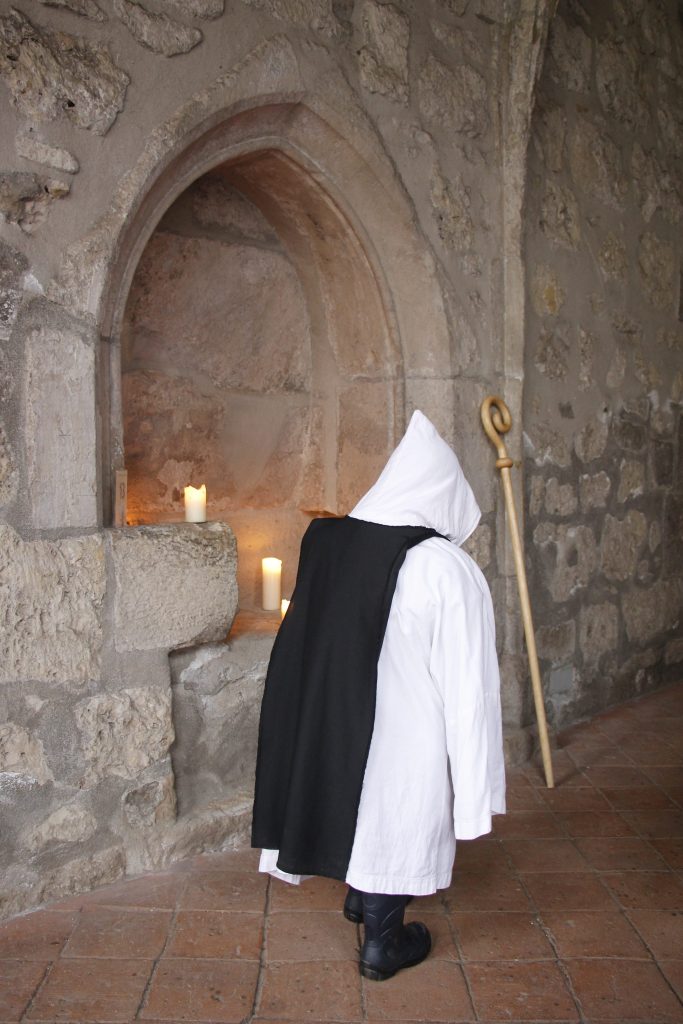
[260,410,506,894]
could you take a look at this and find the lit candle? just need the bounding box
[184,484,206,523]
[262,557,282,611]
[281,598,290,619]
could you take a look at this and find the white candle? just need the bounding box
[184,484,206,523]
[281,598,290,619]
[262,557,282,611]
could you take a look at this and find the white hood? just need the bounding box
[349,410,481,546]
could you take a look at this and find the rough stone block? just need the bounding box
[579,602,618,666]
[524,424,572,469]
[544,478,577,516]
[632,142,681,225]
[575,413,609,463]
[540,181,581,248]
[112,0,202,55]
[536,619,576,663]
[612,312,644,347]
[430,168,474,252]
[122,773,176,828]
[419,55,488,137]
[535,326,570,380]
[112,523,237,652]
[356,0,409,102]
[170,633,271,813]
[638,232,677,311]
[601,510,648,582]
[569,116,627,206]
[15,133,80,174]
[622,580,681,645]
[579,471,611,511]
[530,264,565,317]
[617,459,645,502]
[0,845,125,921]
[0,526,105,684]
[533,521,598,602]
[23,802,97,852]
[24,318,98,529]
[39,0,107,21]
[614,412,647,453]
[606,347,627,390]
[75,687,174,785]
[0,8,129,134]
[0,723,52,784]
[0,172,70,234]
[128,793,253,874]
[598,232,627,279]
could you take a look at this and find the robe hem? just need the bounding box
[344,867,453,896]
[259,848,454,895]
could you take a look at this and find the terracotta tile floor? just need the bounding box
[2,682,683,1023]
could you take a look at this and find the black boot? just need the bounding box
[343,886,364,923]
[344,886,413,924]
[359,892,431,981]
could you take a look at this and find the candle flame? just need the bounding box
[184,484,206,500]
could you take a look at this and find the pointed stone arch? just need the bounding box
[46,36,453,526]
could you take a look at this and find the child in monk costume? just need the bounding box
[252,410,506,980]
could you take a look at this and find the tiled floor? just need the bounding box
[2,682,683,1023]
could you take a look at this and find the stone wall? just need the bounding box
[0,522,238,918]
[1,0,547,916]
[524,0,683,729]
[0,0,679,918]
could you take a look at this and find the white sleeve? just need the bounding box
[429,568,506,840]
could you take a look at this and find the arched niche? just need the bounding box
[103,103,412,607]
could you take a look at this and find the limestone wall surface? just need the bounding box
[0,521,237,918]
[0,0,679,918]
[524,0,683,729]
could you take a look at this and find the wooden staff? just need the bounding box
[481,396,554,789]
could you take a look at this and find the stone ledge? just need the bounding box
[111,521,238,652]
